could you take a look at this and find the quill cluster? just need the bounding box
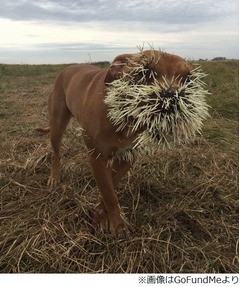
[104,56,210,160]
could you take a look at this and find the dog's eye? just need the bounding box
[185,73,192,83]
[130,68,150,84]
[139,68,155,84]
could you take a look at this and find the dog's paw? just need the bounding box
[47,176,59,186]
[93,203,132,236]
[109,215,132,237]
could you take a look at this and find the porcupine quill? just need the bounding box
[104,52,210,162]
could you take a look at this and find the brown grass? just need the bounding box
[0,61,238,273]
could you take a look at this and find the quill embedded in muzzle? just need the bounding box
[104,58,210,158]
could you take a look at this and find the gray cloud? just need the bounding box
[0,0,237,25]
[0,0,238,63]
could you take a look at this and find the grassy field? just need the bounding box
[0,60,238,273]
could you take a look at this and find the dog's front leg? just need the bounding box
[89,155,130,235]
[112,158,134,189]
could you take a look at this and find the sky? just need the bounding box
[0,0,239,64]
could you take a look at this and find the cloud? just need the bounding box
[0,0,237,25]
[0,0,238,63]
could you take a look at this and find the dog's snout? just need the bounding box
[161,88,177,98]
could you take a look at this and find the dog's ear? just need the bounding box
[104,54,138,84]
[104,53,148,84]
[104,61,126,84]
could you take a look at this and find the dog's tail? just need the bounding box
[36,127,50,133]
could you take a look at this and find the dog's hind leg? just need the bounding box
[47,90,72,186]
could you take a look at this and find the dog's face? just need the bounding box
[104,49,209,149]
[105,50,192,90]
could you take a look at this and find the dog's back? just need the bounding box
[51,64,108,123]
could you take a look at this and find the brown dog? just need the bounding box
[37,50,192,235]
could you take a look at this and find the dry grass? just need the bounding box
[0,61,238,273]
